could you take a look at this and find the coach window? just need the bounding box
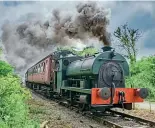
[32,68,34,74]
[35,66,37,73]
[35,67,37,73]
[39,64,41,72]
[41,63,43,72]
[38,65,40,73]
[36,65,39,73]
[37,65,39,73]
[36,67,37,73]
[36,67,38,73]
[40,64,42,72]
[38,64,41,73]
[43,62,45,72]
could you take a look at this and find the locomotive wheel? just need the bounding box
[78,103,86,111]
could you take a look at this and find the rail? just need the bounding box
[108,109,155,127]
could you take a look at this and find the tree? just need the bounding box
[0,47,2,56]
[56,46,97,56]
[114,23,140,65]
[0,48,39,128]
[0,60,13,76]
[79,46,97,56]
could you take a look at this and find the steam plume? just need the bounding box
[1,2,111,76]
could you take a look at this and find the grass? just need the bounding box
[29,106,46,114]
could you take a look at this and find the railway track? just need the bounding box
[108,110,155,127]
[82,109,155,128]
[30,88,155,128]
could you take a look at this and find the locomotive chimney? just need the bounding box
[102,46,112,52]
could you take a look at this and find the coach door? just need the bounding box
[45,58,50,85]
[41,62,45,83]
[51,59,55,90]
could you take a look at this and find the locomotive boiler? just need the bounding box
[25,46,148,112]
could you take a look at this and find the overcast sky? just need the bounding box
[0,1,155,59]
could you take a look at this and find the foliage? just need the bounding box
[126,56,155,100]
[0,75,39,128]
[0,61,13,76]
[57,46,97,56]
[0,59,39,128]
[0,47,2,56]
[78,46,97,56]
[0,48,14,76]
[114,23,140,65]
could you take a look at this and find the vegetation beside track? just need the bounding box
[126,56,155,100]
[0,58,39,127]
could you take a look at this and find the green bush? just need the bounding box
[0,61,13,76]
[0,59,39,128]
[57,46,97,56]
[0,75,39,128]
[126,56,155,100]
